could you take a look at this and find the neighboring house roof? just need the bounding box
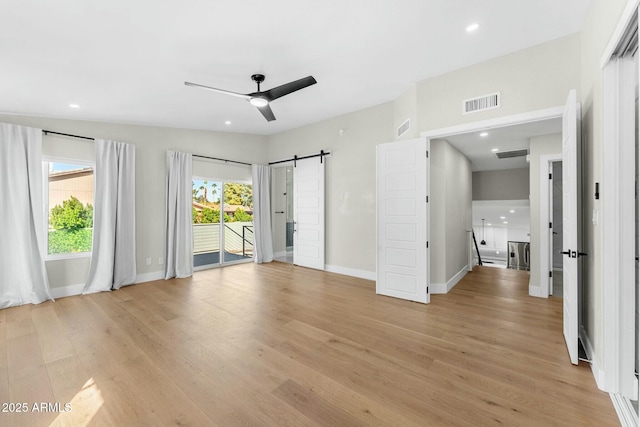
[49,167,93,181]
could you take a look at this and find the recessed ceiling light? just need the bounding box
[69,104,80,108]
[503,221,508,224]
[510,210,515,213]
[225,120,231,125]
[500,216,506,219]
[480,132,489,137]
[487,223,492,226]
[491,148,499,152]
[466,23,480,33]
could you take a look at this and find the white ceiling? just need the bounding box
[443,118,562,171]
[0,1,592,135]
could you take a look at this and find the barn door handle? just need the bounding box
[577,252,588,257]
[561,250,571,255]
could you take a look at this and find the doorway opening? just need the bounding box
[550,160,564,298]
[192,178,254,270]
[272,166,294,263]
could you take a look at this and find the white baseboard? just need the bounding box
[447,266,467,292]
[431,267,468,294]
[580,325,606,390]
[50,283,85,299]
[528,284,546,298]
[136,271,164,284]
[431,283,447,294]
[49,270,165,299]
[324,264,376,281]
[610,393,638,427]
[274,250,287,258]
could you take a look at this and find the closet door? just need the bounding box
[376,138,429,304]
[293,158,325,270]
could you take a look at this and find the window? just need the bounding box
[44,160,95,257]
[192,178,254,268]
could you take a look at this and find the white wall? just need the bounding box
[267,102,395,277]
[0,114,268,290]
[417,34,581,131]
[528,133,562,294]
[472,168,530,200]
[431,139,472,287]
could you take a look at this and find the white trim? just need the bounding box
[610,393,639,427]
[431,283,447,294]
[50,283,85,299]
[48,270,172,298]
[135,271,164,284]
[528,285,546,298]
[431,266,468,294]
[539,153,562,298]
[447,266,467,292]
[325,264,375,281]
[420,106,564,139]
[602,55,638,397]
[600,0,640,68]
[274,250,288,259]
[580,325,607,391]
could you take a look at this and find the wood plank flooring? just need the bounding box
[0,263,619,426]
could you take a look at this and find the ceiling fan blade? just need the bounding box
[184,81,251,100]
[257,104,276,122]
[260,76,317,101]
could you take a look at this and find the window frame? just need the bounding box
[42,156,96,261]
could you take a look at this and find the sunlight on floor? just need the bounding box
[49,378,103,427]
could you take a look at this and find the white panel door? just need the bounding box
[293,158,325,270]
[562,89,580,365]
[376,138,429,304]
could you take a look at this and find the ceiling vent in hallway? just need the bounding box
[463,92,500,114]
[495,149,529,159]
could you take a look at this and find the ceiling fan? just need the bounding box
[185,74,317,122]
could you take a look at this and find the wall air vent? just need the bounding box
[495,149,529,159]
[463,92,500,114]
[397,118,411,138]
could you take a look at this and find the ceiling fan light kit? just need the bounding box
[185,73,317,122]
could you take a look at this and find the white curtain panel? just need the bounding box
[84,139,136,293]
[164,151,193,279]
[252,164,274,263]
[0,123,52,308]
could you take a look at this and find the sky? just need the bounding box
[50,162,91,172]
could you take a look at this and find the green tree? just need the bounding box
[199,208,232,223]
[224,183,253,207]
[50,196,93,231]
[233,209,253,222]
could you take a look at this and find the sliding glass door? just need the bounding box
[192,178,253,270]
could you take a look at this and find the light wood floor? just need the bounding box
[0,263,619,426]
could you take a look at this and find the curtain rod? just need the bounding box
[192,154,252,167]
[42,130,95,141]
[268,150,330,166]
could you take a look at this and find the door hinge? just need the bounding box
[549,222,552,229]
[427,286,429,294]
[426,241,429,248]
[549,173,552,179]
[426,151,429,158]
[426,196,429,203]
[549,271,553,278]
